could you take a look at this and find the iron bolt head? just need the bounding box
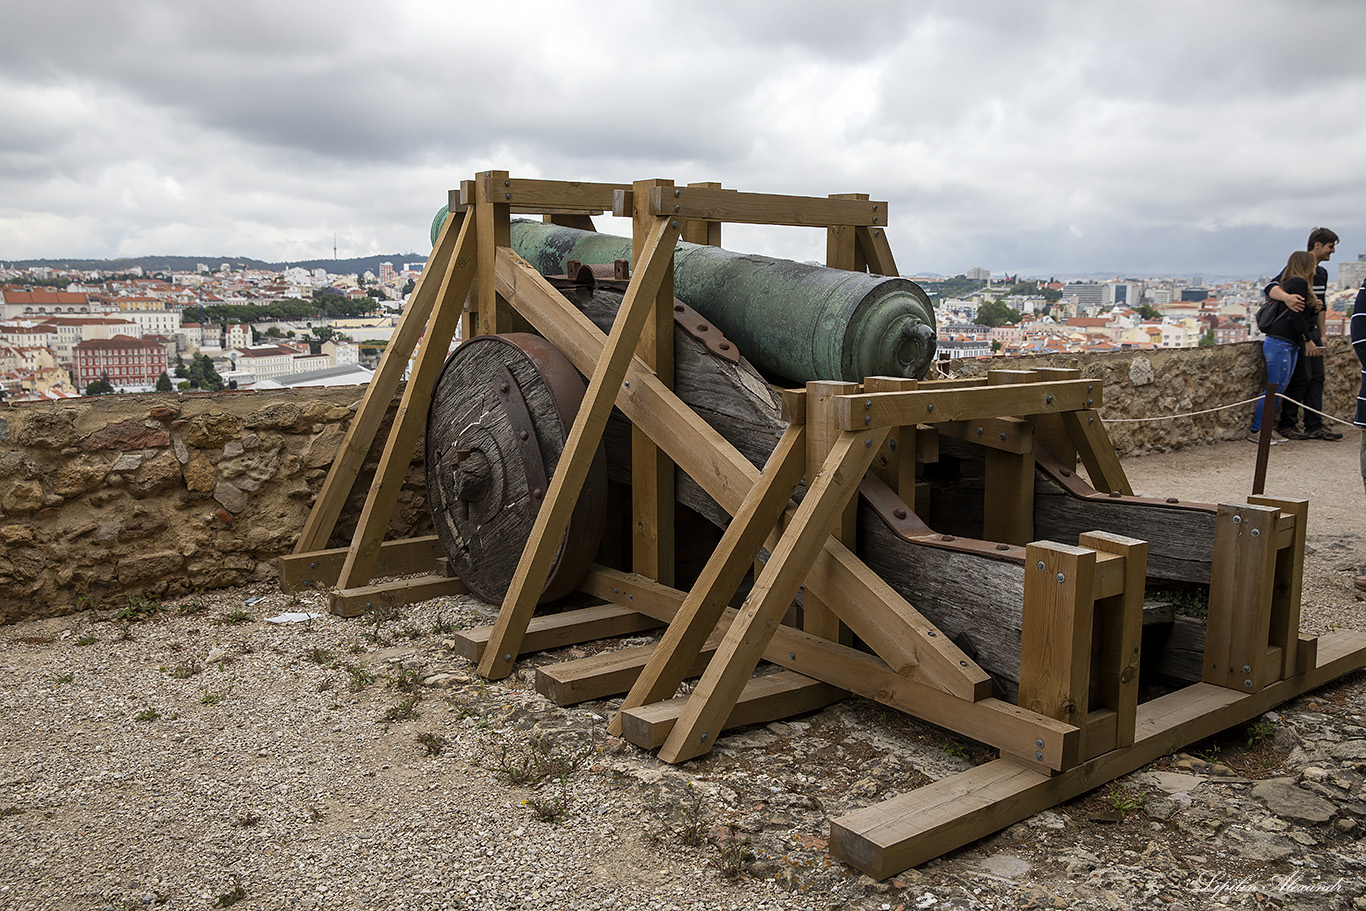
[1035,751,1044,761]
[1056,573,1065,582]
[1036,738,1045,748]
[1036,561,1046,570]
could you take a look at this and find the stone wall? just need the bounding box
[0,339,1359,623]
[945,338,1358,455]
[0,389,431,624]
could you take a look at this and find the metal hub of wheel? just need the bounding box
[425,333,606,604]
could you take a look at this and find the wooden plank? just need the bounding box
[805,381,859,643]
[1203,503,1279,692]
[1018,542,1096,767]
[829,629,1366,879]
[862,377,918,509]
[545,213,597,231]
[333,213,476,594]
[983,381,1034,546]
[809,541,994,701]
[536,640,720,706]
[1295,635,1318,675]
[1061,409,1132,496]
[329,574,469,618]
[632,179,678,589]
[608,425,806,736]
[581,566,1078,768]
[648,185,886,228]
[681,181,724,246]
[451,604,664,663]
[935,417,1031,454]
[478,214,682,679]
[855,225,899,276]
[827,193,869,272]
[293,211,466,555]
[1080,531,1147,749]
[1030,367,1081,468]
[836,380,1098,431]
[479,177,628,212]
[280,536,443,591]
[621,671,845,749]
[474,170,507,335]
[1249,495,1308,679]
[658,428,888,763]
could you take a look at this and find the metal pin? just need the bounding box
[865,399,872,409]
[1056,573,1065,582]
[1035,751,1044,761]
[1250,529,1260,537]
[674,188,681,197]
[1036,561,1045,570]
[1233,515,1242,525]
[864,438,872,447]
[1036,738,1045,748]
[864,415,872,425]
[699,733,708,741]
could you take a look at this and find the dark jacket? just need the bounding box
[1264,276,1317,344]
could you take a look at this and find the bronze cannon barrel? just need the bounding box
[432,210,938,383]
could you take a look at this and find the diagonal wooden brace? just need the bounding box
[493,252,988,699]
[657,426,889,763]
[607,423,807,737]
[295,210,467,556]
[334,213,477,595]
[478,214,682,679]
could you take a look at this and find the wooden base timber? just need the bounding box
[280,536,444,591]
[449,604,664,663]
[829,629,1366,879]
[329,573,469,618]
[535,639,721,706]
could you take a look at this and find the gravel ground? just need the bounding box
[3,436,1366,911]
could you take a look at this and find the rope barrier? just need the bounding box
[1104,392,1358,428]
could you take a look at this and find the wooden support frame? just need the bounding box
[286,171,1364,883]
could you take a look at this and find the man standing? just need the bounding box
[1267,227,1343,440]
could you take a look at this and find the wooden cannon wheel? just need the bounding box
[425,333,606,604]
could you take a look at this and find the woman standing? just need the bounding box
[1249,251,1321,441]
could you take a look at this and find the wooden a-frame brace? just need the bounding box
[286,172,1366,881]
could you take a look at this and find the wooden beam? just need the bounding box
[329,574,469,619]
[648,185,886,228]
[855,225,899,276]
[536,639,720,706]
[682,181,724,246]
[293,210,466,555]
[333,213,476,594]
[862,377,919,517]
[1080,531,1147,749]
[608,425,806,736]
[1018,541,1096,766]
[632,179,677,589]
[545,213,597,231]
[835,380,1099,431]
[1203,503,1280,692]
[450,604,664,662]
[621,671,846,749]
[657,427,889,763]
[280,536,443,591]
[934,416,1031,455]
[804,381,859,643]
[1061,409,1132,496]
[827,193,869,272]
[829,630,1366,879]
[477,214,682,679]
[477,177,628,212]
[581,566,1077,768]
[1030,367,1081,468]
[1249,495,1308,680]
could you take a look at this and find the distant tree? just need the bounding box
[264,326,283,338]
[1137,304,1163,320]
[991,339,1003,353]
[402,278,415,295]
[85,372,114,396]
[1199,329,1215,347]
[155,371,173,392]
[976,300,1022,328]
[312,325,339,343]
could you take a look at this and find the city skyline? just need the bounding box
[2,1,1365,277]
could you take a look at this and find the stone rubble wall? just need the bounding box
[0,339,1359,623]
[0,388,432,624]
[945,338,1358,455]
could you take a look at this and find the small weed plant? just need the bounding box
[169,661,203,680]
[431,613,455,635]
[53,673,74,684]
[1107,787,1147,818]
[381,695,422,724]
[75,633,99,647]
[525,774,571,823]
[201,687,232,706]
[116,596,163,623]
[710,823,752,879]
[493,737,587,788]
[345,665,375,692]
[304,647,335,666]
[0,807,24,818]
[944,741,969,760]
[231,811,261,828]
[390,666,422,694]
[134,708,160,722]
[416,732,448,756]
[213,610,253,626]
[175,591,210,616]
[212,877,246,908]
[1246,720,1274,747]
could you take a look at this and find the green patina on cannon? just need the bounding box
[430,208,938,383]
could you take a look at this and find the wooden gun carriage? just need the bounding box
[283,172,1366,879]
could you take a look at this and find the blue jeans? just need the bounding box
[1252,336,1299,431]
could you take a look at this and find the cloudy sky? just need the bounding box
[2,0,1364,281]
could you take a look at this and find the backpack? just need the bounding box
[1255,299,1281,333]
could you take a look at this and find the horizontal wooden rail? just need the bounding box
[648,185,886,227]
[834,380,1100,431]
